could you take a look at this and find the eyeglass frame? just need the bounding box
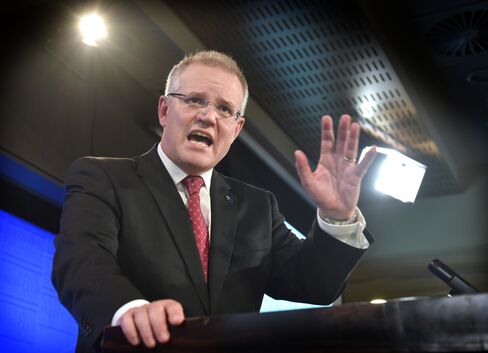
[167,93,243,120]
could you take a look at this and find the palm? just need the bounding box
[295,115,376,220]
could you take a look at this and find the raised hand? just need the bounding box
[295,115,377,220]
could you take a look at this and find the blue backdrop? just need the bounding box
[0,209,77,353]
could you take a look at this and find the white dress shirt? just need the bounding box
[111,143,369,325]
[157,144,213,238]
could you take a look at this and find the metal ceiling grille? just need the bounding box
[167,0,461,197]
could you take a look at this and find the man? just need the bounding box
[52,51,377,352]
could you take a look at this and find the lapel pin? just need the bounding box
[225,194,233,203]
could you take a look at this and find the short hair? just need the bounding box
[165,50,249,115]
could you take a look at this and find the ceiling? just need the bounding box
[165,0,488,198]
[2,0,487,302]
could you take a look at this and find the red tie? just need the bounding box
[182,176,209,281]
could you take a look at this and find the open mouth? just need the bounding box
[187,131,213,147]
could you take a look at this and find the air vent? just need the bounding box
[428,9,488,56]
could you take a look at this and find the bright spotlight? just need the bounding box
[370,299,387,304]
[79,13,107,47]
[360,146,426,203]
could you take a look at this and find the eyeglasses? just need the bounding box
[167,93,243,120]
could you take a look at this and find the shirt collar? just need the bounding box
[157,143,213,190]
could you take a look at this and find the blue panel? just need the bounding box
[0,209,77,353]
[0,153,64,206]
[260,294,328,313]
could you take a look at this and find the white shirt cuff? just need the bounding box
[111,299,149,326]
[316,207,370,249]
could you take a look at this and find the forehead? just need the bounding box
[178,63,244,105]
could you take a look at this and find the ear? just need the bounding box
[158,95,168,128]
[231,117,245,141]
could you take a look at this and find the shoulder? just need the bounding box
[67,144,160,176]
[69,155,137,171]
[66,155,136,179]
[64,151,150,188]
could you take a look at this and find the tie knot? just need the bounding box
[182,176,205,195]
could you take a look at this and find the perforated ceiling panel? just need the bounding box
[167,0,461,197]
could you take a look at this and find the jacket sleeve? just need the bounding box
[51,157,145,352]
[265,191,371,304]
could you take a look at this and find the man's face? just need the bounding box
[158,63,245,175]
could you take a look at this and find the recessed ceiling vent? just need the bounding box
[428,9,488,56]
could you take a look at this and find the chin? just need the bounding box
[182,159,214,175]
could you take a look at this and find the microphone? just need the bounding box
[428,258,479,295]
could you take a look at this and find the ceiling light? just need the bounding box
[360,146,427,203]
[370,299,387,304]
[79,13,107,47]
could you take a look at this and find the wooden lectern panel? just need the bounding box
[102,293,488,352]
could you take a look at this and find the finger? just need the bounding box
[320,115,335,155]
[335,115,351,156]
[344,122,360,161]
[148,303,169,343]
[119,310,140,346]
[294,150,313,187]
[356,146,377,178]
[165,300,185,326]
[134,306,157,348]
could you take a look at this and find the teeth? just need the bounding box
[189,139,209,147]
[188,131,213,146]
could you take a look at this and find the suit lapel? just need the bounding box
[208,171,238,313]
[135,145,210,314]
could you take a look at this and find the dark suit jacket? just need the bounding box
[52,144,372,353]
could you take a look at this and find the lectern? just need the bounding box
[102,293,488,352]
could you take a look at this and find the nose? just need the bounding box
[196,104,218,124]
